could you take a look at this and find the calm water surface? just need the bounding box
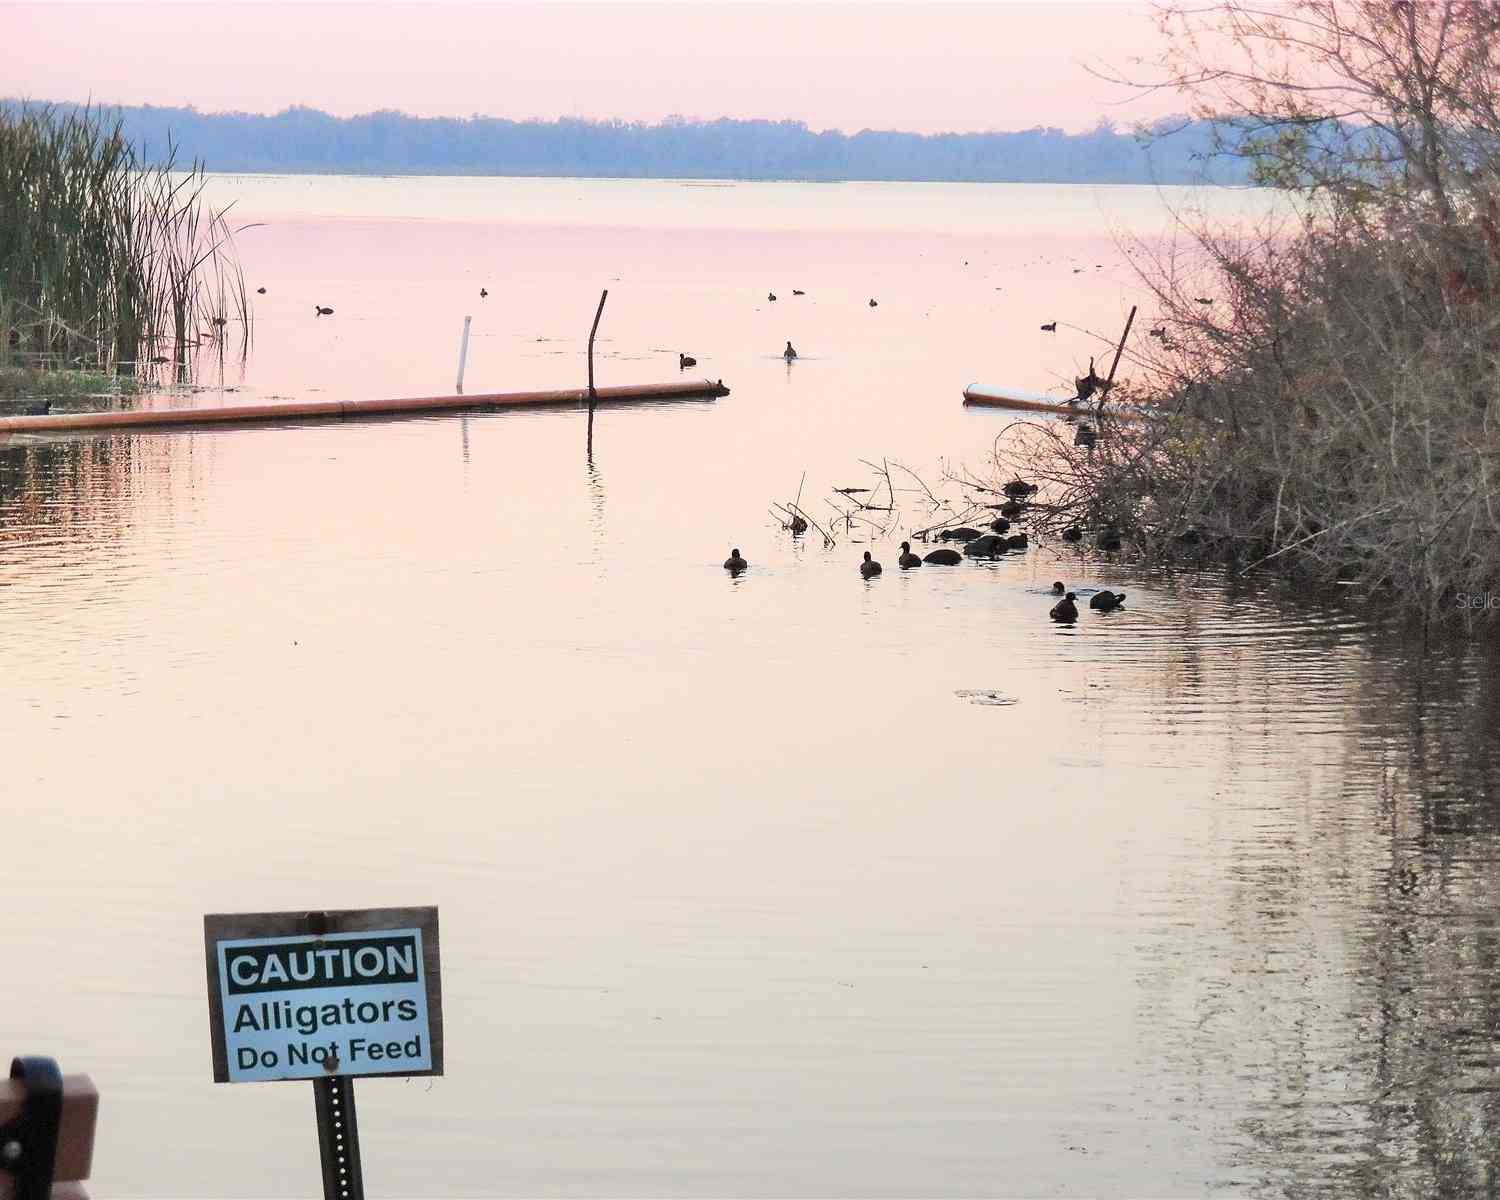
[2,178,1498,1198]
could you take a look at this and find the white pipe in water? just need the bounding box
[456,315,473,394]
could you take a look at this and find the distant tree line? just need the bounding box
[0,101,1255,184]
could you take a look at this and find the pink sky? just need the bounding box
[3,1,1186,134]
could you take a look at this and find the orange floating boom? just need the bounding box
[962,383,1147,421]
[0,379,729,435]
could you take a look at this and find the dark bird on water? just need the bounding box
[768,292,778,302]
[1074,357,1102,402]
[724,548,748,572]
[256,287,267,294]
[963,534,1007,558]
[989,517,1011,534]
[869,298,878,307]
[1002,479,1038,499]
[1051,581,1066,595]
[1149,327,1166,338]
[860,550,882,578]
[1050,592,1079,622]
[1194,297,1214,305]
[679,353,697,369]
[784,341,797,361]
[923,547,962,565]
[315,306,334,316]
[939,527,983,541]
[480,288,489,298]
[792,289,805,296]
[898,542,922,569]
[999,500,1025,519]
[1090,590,1127,611]
[1061,525,1083,543]
[1097,528,1123,552]
[789,513,808,534]
[1040,322,1057,332]
[1004,533,1028,551]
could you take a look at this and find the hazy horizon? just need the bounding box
[4,1,1186,137]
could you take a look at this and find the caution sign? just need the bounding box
[205,907,443,1083]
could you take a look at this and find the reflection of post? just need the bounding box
[305,911,365,1200]
[586,289,608,453]
[455,315,472,395]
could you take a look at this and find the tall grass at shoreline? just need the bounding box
[0,103,251,379]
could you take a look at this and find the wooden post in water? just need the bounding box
[1098,305,1136,414]
[586,289,608,452]
[455,315,472,395]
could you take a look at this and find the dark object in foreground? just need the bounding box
[724,548,747,572]
[923,547,962,565]
[1090,590,1126,611]
[1050,592,1078,622]
[0,1056,99,1200]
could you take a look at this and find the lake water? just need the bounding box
[3,177,1499,1199]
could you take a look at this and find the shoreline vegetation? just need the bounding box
[0,103,251,397]
[996,0,1500,636]
[0,100,1254,186]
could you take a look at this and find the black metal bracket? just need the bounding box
[0,1056,63,1200]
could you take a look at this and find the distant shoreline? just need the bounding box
[4,100,1257,187]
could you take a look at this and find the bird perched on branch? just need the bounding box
[1074,357,1103,402]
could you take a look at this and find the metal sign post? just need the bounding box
[204,906,442,1200]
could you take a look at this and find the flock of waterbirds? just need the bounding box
[726,478,1129,625]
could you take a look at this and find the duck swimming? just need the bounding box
[860,551,882,578]
[1051,581,1066,595]
[923,547,962,565]
[1061,525,1083,543]
[784,341,797,361]
[724,548,748,572]
[679,353,697,369]
[939,527,983,541]
[1097,528,1123,552]
[1089,590,1126,611]
[898,542,922,569]
[1050,592,1079,621]
[315,306,334,316]
[1002,479,1038,499]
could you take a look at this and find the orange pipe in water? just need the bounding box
[0,379,729,435]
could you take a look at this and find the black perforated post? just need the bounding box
[306,911,365,1200]
[0,1057,63,1200]
[313,1072,364,1200]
